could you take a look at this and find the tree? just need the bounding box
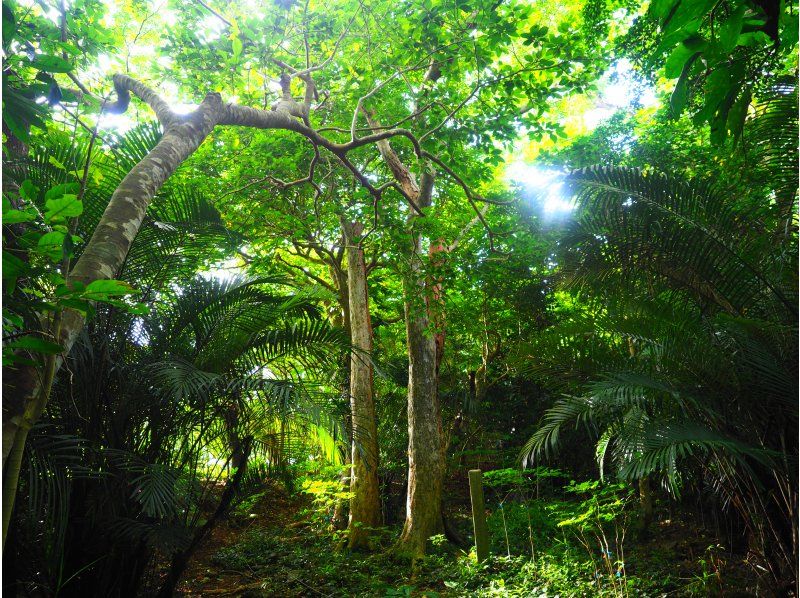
[341,218,382,549]
[4,0,608,561]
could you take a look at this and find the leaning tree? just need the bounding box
[3,0,603,556]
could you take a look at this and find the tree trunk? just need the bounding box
[330,445,351,532]
[342,220,382,550]
[363,110,445,559]
[639,475,654,533]
[2,79,223,464]
[2,72,319,465]
[396,228,445,559]
[156,438,252,598]
[331,266,352,532]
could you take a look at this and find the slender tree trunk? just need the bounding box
[363,109,446,559]
[342,220,382,549]
[639,475,654,532]
[156,438,253,597]
[331,446,351,531]
[396,226,445,559]
[331,266,352,531]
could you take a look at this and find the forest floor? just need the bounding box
[174,480,763,597]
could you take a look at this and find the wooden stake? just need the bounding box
[468,469,490,561]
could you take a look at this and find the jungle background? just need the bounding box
[1,0,797,595]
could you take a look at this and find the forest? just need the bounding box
[1,0,797,595]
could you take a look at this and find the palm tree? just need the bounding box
[520,82,798,588]
[4,125,347,597]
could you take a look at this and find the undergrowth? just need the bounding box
[202,468,757,597]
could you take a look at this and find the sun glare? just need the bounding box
[507,163,574,215]
[507,59,659,215]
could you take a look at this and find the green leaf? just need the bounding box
[736,31,772,47]
[701,65,734,121]
[48,156,68,171]
[2,2,15,50]
[44,194,83,222]
[45,183,80,201]
[8,335,63,354]
[3,111,31,144]
[663,0,716,35]
[56,297,95,316]
[83,279,136,299]
[669,52,700,117]
[780,12,799,48]
[4,209,37,224]
[649,0,678,21]
[232,36,243,59]
[36,230,68,261]
[710,88,739,146]
[664,38,706,78]
[2,250,29,284]
[19,180,38,201]
[30,54,74,73]
[3,352,37,367]
[718,5,745,52]
[726,88,751,142]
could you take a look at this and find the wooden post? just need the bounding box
[468,469,490,561]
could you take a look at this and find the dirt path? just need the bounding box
[176,482,313,597]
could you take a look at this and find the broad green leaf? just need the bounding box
[780,12,799,48]
[2,250,29,281]
[710,88,739,145]
[665,38,705,79]
[83,279,136,298]
[3,111,31,144]
[56,297,95,316]
[48,156,68,171]
[726,88,751,142]
[736,31,772,47]
[19,180,38,201]
[232,37,243,59]
[718,5,745,52]
[649,0,678,21]
[30,54,74,73]
[44,194,83,222]
[2,308,23,328]
[702,64,734,115]
[45,183,80,200]
[663,0,716,35]
[4,209,37,224]
[36,230,68,261]
[3,352,38,367]
[8,335,63,354]
[2,2,15,50]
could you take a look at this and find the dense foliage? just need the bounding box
[2,0,796,595]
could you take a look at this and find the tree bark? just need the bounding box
[364,111,445,559]
[2,77,224,463]
[342,220,382,550]
[396,227,445,558]
[3,70,386,465]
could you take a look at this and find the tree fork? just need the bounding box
[2,70,435,469]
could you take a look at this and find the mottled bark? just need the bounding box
[4,70,401,465]
[2,78,222,464]
[342,220,382,550]
[397,228,445,558]
[366,111,445,558]
[428,239,447,373]
[331,260,353,532]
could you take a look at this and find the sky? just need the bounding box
[506,59,659,217]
